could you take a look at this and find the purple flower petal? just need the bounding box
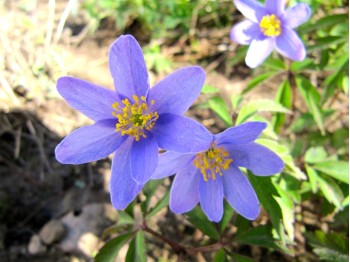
[152,113,213,153]
[108,35,149,99]
[152,151,195,179]
[199,175,224,222]
[130,133,158,184]
[275,27,306,61]
[55,119,125,164]
[215,121,267,146]
[245,37,274,68]
[149,66,205,115]
[283,3,311,29]
[228,142,284,176]
[230,20,260,45]
[57,77,120,122]
[170,166,200,214]
[110,138,143,209]
[223,166,260,220]
[234,0,266,23]
[266,0,285,16]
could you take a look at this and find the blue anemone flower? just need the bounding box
[152,122,284,222]
[230,0,311,68]
[55,35,212,209]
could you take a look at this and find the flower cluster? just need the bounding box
[56,25,295,221]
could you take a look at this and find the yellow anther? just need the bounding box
[260,14,281,37]
[112,95,159,141]
[193,145,233,182]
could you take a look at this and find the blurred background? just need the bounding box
[0,0,348,261]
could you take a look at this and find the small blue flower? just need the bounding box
[230,0,311,68]
[152,122,284,222]
[55,35,212,209]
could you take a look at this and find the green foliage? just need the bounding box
[186,206,220,240]
[95,232,134,262]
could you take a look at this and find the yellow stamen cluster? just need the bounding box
[193,145,233,182]
[260,14,281,37]
[112,95,159,141]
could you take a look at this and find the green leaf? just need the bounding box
[313,161,349,184]
[186,206,220,240]
[298,14,349,34]
[219,200,234,233]
[141,179,163,213]
[213,249,227,262]
[306,230,349,255]
[146,191,169,218]
[318,175,344,209]
[228,252,255,262]
[305,165,319,194]
[201,84,219,94]
[247,173,282,236]
[243,71,277,94]
[117,211,135,226]
[208,96,232,126]
[295,76,325,135]
[125,231,147,262]
[307,36,347,52]
[274,182,295,241]
[95,232,134,262]
[290,58,314,72]
[313,247,349,262]
[236,225,281,250]
[304,147,328,164]
[236,99,291,124]
[263,56,286,70]
[272,80,292,132]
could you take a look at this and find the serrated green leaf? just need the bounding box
[295,76,325,135]
[95,232,134,262]
[313,161,349,184]
[186,207,220,240]
[243,72,277,94]
[208,96,232,126]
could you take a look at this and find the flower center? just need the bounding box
[193,145,233,182]
[260,14,281,37]
[112,95,159,141]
